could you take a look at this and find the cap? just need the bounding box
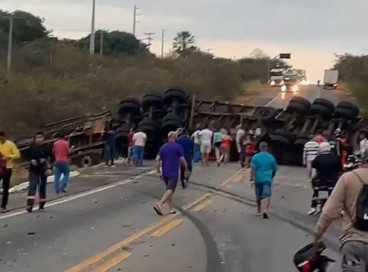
[168,131,177,138]
[319,142,331,153]
[259,141,268,149]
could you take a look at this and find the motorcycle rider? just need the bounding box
[308,142,343,215]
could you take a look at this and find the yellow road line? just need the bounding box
[150,219,183,237]
[63,217,173,272]
[63,169,243,272]
[191,199,212,212]
[90,252,131,272]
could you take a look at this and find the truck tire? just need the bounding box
[161,120,182,133]
[254,107,276,122]
[164,88,187,105]
[334,107,357,120]
[273,129,293,139]
[286,101,310,114]
[119,101,141,115]
[310,104,333,117]
[141,94,164,112]
[294,136,309,146]
[336,101,359,116]
[270,135,290,145]
[163,113,182,123]
[290,96,311,108]
[313,98,335,112]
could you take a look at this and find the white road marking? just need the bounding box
[0,170,156,220]
[265,94,280,107]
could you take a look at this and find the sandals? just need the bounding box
[153,204,163,216]
[169,210,177,215]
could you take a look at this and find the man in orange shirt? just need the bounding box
[53,132,71,194]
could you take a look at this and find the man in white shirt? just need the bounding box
[199,127,213,166]
[303,135,320,179]
[133,130,147,167]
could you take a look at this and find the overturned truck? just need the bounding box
[16,88,367,166]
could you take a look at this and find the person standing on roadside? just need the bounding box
[104,125,116,167]
[191,126,201,163]
[133,129,147,167]
[177,129,194,189]
[315,149,368,271]
[236,125,245,162]
[26,132,53,213]
[250,142,278,219]
[244,134,256,168]
[199,126,213,166]
[303,135,320,179]
[53,132,71,194]
[0,131,20,212]
[154,132,187,215]
[218,130,232,165]
[127,128,134,165]
[213,129,224,164]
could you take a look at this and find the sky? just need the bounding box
[2,0,368,81]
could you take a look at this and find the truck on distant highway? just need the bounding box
[269,68,285,87]
[323,69,339,89]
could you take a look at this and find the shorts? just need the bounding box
[255,183,272,200]
[164,178,178,192]
[201,143,211,154]
[214,142,222,148]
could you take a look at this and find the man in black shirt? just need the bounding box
[309,142,342,215]
[26,132,53,213]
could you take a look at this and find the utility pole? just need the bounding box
[89,0,96,55]
[7,15,13,73]
[161,29,166,58]
[100,29,103,56]
[133,5,140,36]
[144,32,154,51]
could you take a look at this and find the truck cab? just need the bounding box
[270,68,285,87]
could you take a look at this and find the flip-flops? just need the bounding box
[153,204,163,216]
[169,210,177,215]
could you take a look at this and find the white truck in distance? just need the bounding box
[323,69,339,89]
[270,68,285,87]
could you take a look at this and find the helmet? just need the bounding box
[294,243,335,272]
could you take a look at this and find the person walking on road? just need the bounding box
[199,126,213,166]
[0,131,20,212]
[213,129,224,164]
[303,135,320,179]
[104,125,116,167]
[315,149,368,272]
[127,128,134,165]
[177,129,194,189]
[133,129,147,167]
[191,127,201,163]
[314,130,327,145]
[154,132,187,215]
[53,132,71,194]
[26,132,53,213]
[309,142,342,215]
[250,142,278,219]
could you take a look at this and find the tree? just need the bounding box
[0,10,48,46]
[249,48,268,59]
[173,31,197,57]
[79,30,149,56]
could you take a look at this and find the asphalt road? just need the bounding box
[0,85,348,272]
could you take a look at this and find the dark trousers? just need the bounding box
[28,172,47,202]
[180,162,192,189]
[1,168,12,209]
[311,177,333,208]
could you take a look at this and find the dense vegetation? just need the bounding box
[0,9,282,137]
[334,54,368,110]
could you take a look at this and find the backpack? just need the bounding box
[352,171,368,231]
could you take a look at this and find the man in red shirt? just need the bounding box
[53,132,71,194]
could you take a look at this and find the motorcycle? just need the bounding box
[343,151,361,172]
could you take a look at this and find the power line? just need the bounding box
[133,5,141,36]
[144,32,155,50]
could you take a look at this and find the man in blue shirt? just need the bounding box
[177,129,194,189]
[250,142,278,219]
